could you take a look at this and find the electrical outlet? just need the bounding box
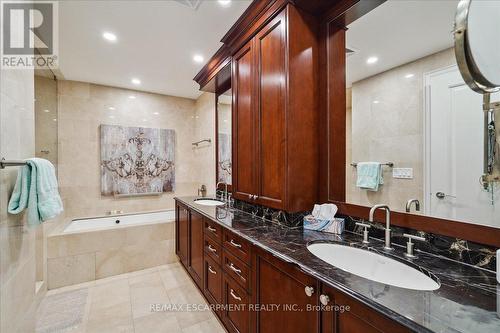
[393,168,413,179]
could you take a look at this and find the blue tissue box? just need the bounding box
[303,215,344,234]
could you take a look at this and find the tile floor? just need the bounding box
[36,261,226,333]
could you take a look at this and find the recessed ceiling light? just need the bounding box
[218,0,231,6]
[108,106,115,110]
[109,115,115,119]
[128,95,136,99]
[193,54,204,63]
[405,73,415,79]
[153,112,159,115]
[142,118,147,122]
[373,100,380,104]
[131,78,141,85]
[366,56,378,65]
[102,32,117,42]
[52,118,57,122]
[44,109,50,113]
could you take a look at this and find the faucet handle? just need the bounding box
[355,222,371,244]
[403,233,426,258]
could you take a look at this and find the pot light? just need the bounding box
[193,54,204,63]
[108,106,115,110]
[52,118,57,122]
[153,112,159,115]
[109,115,115,119]
[128,95,136,99]
[405,73,415,79]
[218,0,231,6]
[44,109,50,113]
[373,100,380,104]
[102,32,117,42]
[131,78,141,85]
[366,56,378,65]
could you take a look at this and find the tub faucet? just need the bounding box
[216,182,228,202]
[405,199,420,213]
[369,204,393,251]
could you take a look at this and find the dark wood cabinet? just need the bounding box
[175,203,189,266]
[188,210,204,288]
[232,39,257,202]
[223,274,251,333]
[175,200,414,333]
[231,5,319,212]
[252,248,321,333]
[204,255,223,305]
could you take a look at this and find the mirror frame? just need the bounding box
[320,0,500,248]
[454,0,500,93]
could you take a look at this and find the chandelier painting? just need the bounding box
[100,125,175,196]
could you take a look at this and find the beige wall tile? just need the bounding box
[48,253,96,289]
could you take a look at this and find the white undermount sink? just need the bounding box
[307,243,440,291]
[194,199,225,206]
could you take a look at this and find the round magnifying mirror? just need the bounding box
[454,0,500,93]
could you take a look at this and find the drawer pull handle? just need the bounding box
[230,289,242,301]
[229,263,242,274]
[208,244,217,253]
[208,265,217,275]
[229,239,242,248]
[320,294,330,305]
[207,226,217,233]
[304,286,315,297]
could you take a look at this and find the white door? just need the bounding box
[425,66,500,227]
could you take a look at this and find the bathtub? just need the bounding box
[48,209,177,289]
[64,210,175,233]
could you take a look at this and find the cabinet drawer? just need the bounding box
[223,229,251,265]
[204,234,222,264]
[204,256,222,305]
[223,250,250,292]
[223,274,250,333]
[204,218,222,243]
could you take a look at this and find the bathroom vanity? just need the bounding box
[175,197,500,333]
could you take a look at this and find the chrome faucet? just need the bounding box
[369,204,393,251]
[405,199,420,213]
[216,182,228,202]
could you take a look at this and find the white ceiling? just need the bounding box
[58,0,251,99]
[346,0,459,86]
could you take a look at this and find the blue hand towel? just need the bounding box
[8,158,63,225]
[356,162,383,191]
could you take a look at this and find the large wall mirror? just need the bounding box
[216,88,232,189]
[345,0,500,228]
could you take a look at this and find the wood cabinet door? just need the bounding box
[330,290,411,333]
[188,210,204,288]
[176,204,189,266]
[254,11,287,210]
[253,249,320,333]
[232,39,257,202]
[223,274,251,333]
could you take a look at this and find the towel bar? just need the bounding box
[351,162,394,168]
[0,158,27,169]
[192,139,211,146]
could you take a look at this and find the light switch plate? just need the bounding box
[393,168,413,179]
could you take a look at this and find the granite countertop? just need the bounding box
[175,196,500,333]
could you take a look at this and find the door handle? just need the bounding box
[436,192,456,199]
